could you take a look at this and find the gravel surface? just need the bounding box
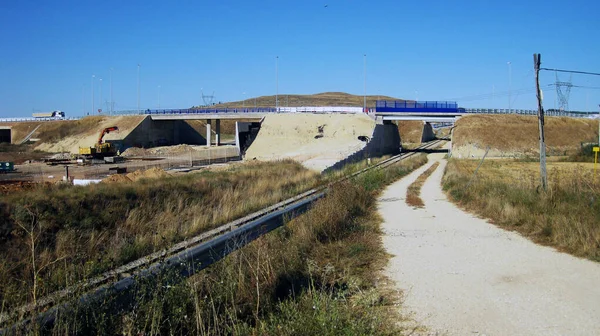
[380,153,600,336]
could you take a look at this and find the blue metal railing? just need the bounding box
[375,100,459,113]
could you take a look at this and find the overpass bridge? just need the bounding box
[374,101,464,122]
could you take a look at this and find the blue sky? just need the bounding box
[1,0,599,117]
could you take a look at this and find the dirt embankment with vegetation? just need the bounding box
[396,120,424,144]
[1,155,429,334]
[1,116,146,154]
[443,159,600,261]
[245,113,375,171]
[452,114,599,158]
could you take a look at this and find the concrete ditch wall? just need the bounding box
[421,122,436,142]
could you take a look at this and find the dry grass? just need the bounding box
[396,120,424,144]
[0,143,49,164]
[0,161,319,310]
[406,162,440,208]
[6,117,106,144]
[208,92,404,108]
[11,154,428,335]
[184,119,249,138]
[443,159,600,261]
[452,114,599,156]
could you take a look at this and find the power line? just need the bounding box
[540,68,600,76]
[444,84,552,102]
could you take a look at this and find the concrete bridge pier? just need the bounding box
[205,119,222,147]
[206,120,212,147]
[215,119,221,146]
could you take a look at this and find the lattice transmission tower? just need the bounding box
[201,89,215,106]
[555,72,573,111]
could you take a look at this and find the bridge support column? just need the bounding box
[215,119,221,146]
[206,119,212,147]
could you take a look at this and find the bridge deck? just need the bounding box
[150,113,266,121]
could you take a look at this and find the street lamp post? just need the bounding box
[242,92,246,108]
[99,78,103,113]
[363,54,367,113]
[507,61,512,113]
[158,85,161,109]
[110,68,113,114]
[276,56,279,111]
[91,75,95,115]
[82,84,85,115]
[137,64,141,114]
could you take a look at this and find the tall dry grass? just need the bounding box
[5,154,428,335]
[443,159,600,261]
[0,160,319,311]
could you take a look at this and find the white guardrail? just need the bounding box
[2,107,598,122]
[0,117,80,123]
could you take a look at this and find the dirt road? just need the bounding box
[380,153,600,335]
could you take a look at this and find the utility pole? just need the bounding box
[137,64,141,114]
[363,54,367,113]
[534,53,548,191]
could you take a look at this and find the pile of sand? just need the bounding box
[121,144,201,157]
[120,147,149,157]
[102,167,170,183]
[244,113,375,171]
[32,116,145,154]
[452,114,599,158]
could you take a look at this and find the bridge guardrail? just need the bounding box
[0,117,79,123]
[376,100,459,113]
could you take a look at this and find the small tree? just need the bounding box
[12,206,64,306]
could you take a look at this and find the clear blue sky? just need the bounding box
[1,0,599,117]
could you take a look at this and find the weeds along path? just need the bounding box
[379,153,600,336]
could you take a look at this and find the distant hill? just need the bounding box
[195,92,406,108]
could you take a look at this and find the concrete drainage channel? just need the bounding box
[1,140,444,333]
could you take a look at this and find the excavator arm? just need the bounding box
[97,126,119,145]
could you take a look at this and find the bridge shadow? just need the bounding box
[404,148,449,154]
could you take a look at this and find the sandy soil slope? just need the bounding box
[245,113,375,171]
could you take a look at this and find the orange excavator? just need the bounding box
[78,126,119,159]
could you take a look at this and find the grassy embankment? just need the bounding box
[0,161,318,311]
[406,162,440,208]
[0,143,49,164]
[6,154,428,335]
[443,159,600,261]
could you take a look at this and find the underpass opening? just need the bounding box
[0,127,11,144]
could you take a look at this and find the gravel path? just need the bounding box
[380,153,600,336]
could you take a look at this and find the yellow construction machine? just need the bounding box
[78,126,119,160]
